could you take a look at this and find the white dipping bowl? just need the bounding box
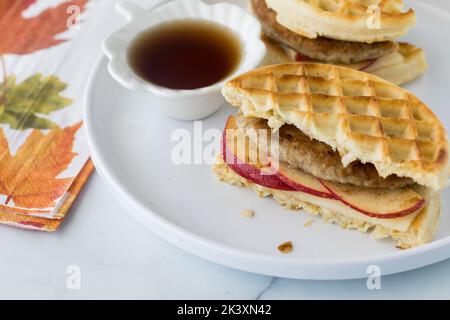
[103,0,266,121]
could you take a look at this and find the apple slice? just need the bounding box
[222,116,294,191]
[295,53,313,62]
[271,161,334,199]
[320,180,426,219]
[359,59,376,71]
[361,51,404,72]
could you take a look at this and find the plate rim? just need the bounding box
[84,56,450,280]
[84,1,450,279]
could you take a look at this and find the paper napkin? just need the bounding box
[0,0,97,231]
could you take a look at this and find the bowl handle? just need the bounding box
[116,0,170,21]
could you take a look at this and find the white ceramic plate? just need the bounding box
[84,0,450,280]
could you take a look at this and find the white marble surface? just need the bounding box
[1,0,450,300]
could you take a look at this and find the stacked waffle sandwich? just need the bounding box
[252,0,428,85]
[214,63,449,248]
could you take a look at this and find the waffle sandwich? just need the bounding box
[252,0,428,85]
[214,63,449,248]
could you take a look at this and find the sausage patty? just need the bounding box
[236,114,414,189]
[251,0,399,64]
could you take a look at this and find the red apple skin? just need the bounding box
[319,180,426,219]
[359,59,377,71]
[295,53,313,62]
[271,163,335,199]
[222,117,294,191]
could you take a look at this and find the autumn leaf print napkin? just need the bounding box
[0,0,96,231]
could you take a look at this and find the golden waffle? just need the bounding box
[265,0,416,43]
[222,63,449,190]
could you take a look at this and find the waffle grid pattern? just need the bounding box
[303,0,404,16]
[265,0,416,43]
[223,64,448,188]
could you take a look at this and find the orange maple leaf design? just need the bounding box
[0,122,82,209]
[0,0,89,55]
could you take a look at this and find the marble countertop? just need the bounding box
[1,0,450,300]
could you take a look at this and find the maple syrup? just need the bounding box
[128,20,242,90]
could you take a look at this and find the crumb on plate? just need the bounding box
[241,209,255,218]
[278,241,293,254]
[304,219,314,228]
